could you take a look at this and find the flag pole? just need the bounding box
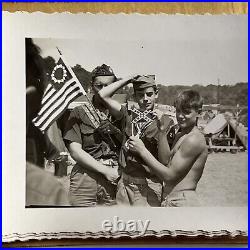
[55,48,118,148]
[56,47,102,122]
[56,47,87,96]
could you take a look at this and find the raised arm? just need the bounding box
[98,75,138,120]
[128,134,205,185]
[68,142,119,183]
[158,131,171,166]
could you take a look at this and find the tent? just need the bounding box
[203,114,247,150]
[203,114,228,136]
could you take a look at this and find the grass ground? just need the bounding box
[196,151,247,206]
[57,151,248,207]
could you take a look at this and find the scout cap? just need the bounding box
[91,64,117,81]
[133,75,157,91]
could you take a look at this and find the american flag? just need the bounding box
[32,55,86,132]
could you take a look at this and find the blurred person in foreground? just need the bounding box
[127,89,208,206]
[26,38,69,206]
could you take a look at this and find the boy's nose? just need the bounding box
[143,94,149,100]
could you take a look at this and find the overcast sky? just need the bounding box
[34,14,247,86]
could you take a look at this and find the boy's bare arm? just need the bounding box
[98,75,138,120]
[68,142,119,182]
[158,131,171,166]
[156,112,173,165]
[164,135,206,183]
[129,134,205,184]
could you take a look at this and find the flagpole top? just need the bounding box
[56,47,62,55]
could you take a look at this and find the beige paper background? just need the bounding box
[2,8,248,245]
[2,2,248,14]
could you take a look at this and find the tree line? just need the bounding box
[43,56,248,107]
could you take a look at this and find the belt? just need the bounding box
[122,173,147,185]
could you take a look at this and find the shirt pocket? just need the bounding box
[79,124,98,147]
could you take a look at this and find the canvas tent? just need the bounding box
[203,114,228,136]
[203,114,247,150]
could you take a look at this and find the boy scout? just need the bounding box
[98,75,173,206]
[63,64,122,206]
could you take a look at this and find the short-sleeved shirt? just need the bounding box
[119,105,161,178]
[63,105,117,160]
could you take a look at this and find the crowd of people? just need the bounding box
[26,39,208,207]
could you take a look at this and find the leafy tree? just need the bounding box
[72,64,92,93]
[155,82,247,107]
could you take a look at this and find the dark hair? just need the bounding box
[174,89,203,114]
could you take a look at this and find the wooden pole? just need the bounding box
[56,47,102,123]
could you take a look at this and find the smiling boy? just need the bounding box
[128,89,208,207]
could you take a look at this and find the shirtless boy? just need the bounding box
[128,89,208,206]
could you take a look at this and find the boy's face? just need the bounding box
[134,87,157,111]
[176,106,199,129]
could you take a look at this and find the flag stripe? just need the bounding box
[33,80,76,124]
[34,87,81,130]
[43,83,53,96]
[32,55,85,132]
[33,81,79,124]
[33,84,81,126]
[38,92,82,132]
[41,84,56,104]
[37,91,82,132]
[37,78,75,115]
[37,94,82,132]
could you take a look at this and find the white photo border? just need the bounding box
[2,12,248,242]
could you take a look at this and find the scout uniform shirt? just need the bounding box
[63,103,117,161]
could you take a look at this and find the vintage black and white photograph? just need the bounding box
[26,15,247,208]
[3,11,248,242]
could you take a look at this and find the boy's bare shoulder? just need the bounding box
[182,129,207,154]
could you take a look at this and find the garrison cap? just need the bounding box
[133,75,156,91]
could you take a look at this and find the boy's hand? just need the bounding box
[155,110,174,133]
[127,74,141,83]
[103,166,119,183]
[127,136,146,156]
